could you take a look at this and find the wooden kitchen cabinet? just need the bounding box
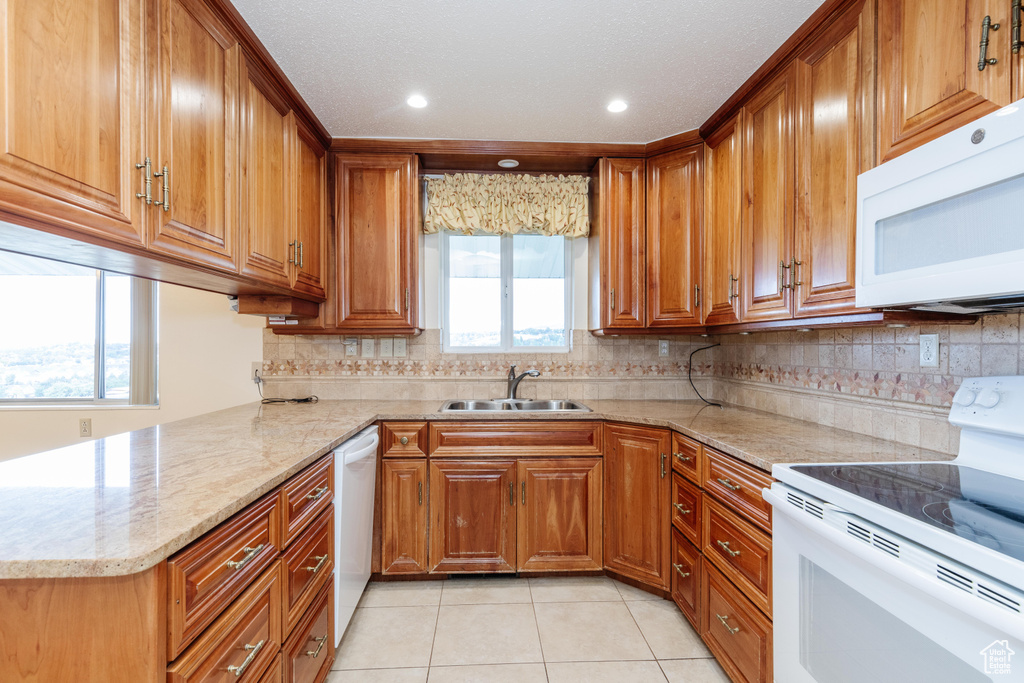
[381,459,429,574]
[429,459,518,573]
[702,558,773,683]
[290,118,327,299]
[282,581,334,683]
[591,157,646,331]
[646,146,704,327]
[671,528,702,632]
[334,153,420,333]
[603,423,671,589]
[702,114,743,326]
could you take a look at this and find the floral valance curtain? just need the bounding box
[423,173,590,237]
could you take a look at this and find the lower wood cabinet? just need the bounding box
[702,559,773,683]
[282,581,334,683]
[381,459,429,574]
[670,528,702,632]
[257,654,284,683]
[702,496,772,617]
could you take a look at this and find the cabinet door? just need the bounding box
[670,528,702,632]
[381,459,428,574]
[240,62,292,287]
[702,114,743,326]
[429,460,516,573]
[878,0,1011,162]
[147,0,239,272]
[594,158,645,329]
[517,458,603,572]
[741,65,795,323]
[603,424,671,589]
[291,119,327,299]
[646,147,703,327]
[335,153,419,332]
[793,0,875,318]
[0,0,145,246]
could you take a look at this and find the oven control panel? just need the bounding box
[949,375,1023,436]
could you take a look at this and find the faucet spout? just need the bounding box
[506,364,541,400]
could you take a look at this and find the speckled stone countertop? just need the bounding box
[0,399,954,580]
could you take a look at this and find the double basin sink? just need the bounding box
[440,399,591,412]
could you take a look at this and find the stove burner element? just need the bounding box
[922,501,957,528]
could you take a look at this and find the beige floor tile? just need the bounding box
[626,600,709,660]
[659,658,732,683]
[430,603,543,666]
[335,606,438,670]
[440,577,532,605]
[534,601,653,662]
[529,576,623,603]
[546,660,669,682]
[613,580,663,601]
[426,663,548,682]
[327,668,429,683]
[358,581,443,608]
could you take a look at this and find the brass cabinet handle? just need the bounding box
[306,486,329,502]
[288,240,296,265]
[1013,0,1021,53]
[673,503,692,515]
[716,477,741,492]
[418,481,423,505]
[716,614,740,634]
[728,274,739,301]
[226,544,265,570]
[305,633,328,658]
[522,481,526,505]
[400,436,409,445]
[227,639,265,677]
[979,15,1000,70]
[673,452,693,462]
[305,554,328,574]
[779,260,791,292]
[135,157,152,204]
[153,164,170,212]
[405,287,410,311]
[660,453,667,478]
[673,563,691,578]
[717,539,741,557]
[694,284,701,309]
[298,241,304,268]
[509,482,514,506]
[610,288,616,311]
[790,258,802,289]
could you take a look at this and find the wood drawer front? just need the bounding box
[671,432,702,483]
[284,581,334,683]
[670,528,702,633]
[701,560,772,683]
[168,492,281,659]
[282,455,335,548]
[429,421,603,458]
[702,447,773,532]
[168,561,284,683]
[256,654,283,683]
[283,507,334,635]
[702,497,772,616]
[381,422,428,457]
[670,473,701,547]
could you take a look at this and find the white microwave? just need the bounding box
[856,101,1024,313]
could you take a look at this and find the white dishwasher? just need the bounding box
[333,425,379,645]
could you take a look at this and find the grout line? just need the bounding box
[622,598,658,662]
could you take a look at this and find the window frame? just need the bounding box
[440,230,573,354]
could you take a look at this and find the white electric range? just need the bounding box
[765,376,1024,682]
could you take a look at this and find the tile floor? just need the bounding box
[329,576,730,682]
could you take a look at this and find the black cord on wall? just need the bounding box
[688,343,721,407]
[254,369,318,404]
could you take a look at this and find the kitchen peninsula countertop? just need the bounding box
[0,399,954,580]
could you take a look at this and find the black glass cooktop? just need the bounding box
[790,463,1024,563]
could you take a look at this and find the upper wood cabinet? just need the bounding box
[334,153,420,333]
[646,147,704,327]
[291,120,327,299]
[0,0,146,247]
[591,158,646,330]
[702,114,743,326]
[878,0,1015,162]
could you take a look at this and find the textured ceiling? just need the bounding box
[231,0,828,143]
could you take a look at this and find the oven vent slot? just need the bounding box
[872,534,900,557]
[936,564,973,593]
[787,492,804,509]
[846,521,900,557]
[847,521,872,544]
[787,492,825,519]
[978,584,1022,613]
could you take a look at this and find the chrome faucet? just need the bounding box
[506,364,540,400]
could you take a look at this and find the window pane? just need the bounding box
[0,252,97,399]
[103,274,131,399]
[448,235,501,347]
[513,235,566,347]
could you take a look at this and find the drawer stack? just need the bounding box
[166,454,336,683]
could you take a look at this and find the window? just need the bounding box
[0,252,158,405]
[441,232,571,352]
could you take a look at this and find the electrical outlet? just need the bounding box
[79,418,92,437]
[251,361,262,383]
[393,338,407,358]
[379,338,394,358]
[658,340,670,357]
[361,337,375,358]
[344,337,358,357]
[920,334,939,367]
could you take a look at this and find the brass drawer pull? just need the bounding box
[694,284,701,309]
[1014,0,1022,54]
[306,633,328,658]
[717,540,741,557]
[522,481,527,505]
[288,239,296,265]
[716,477,741,492]
[227,639,265,677]
[306,486,329,502]
[153,164,170,212]
[673,563,691,579]
[135,157,152,204]
[660,453,667,479]
[226,544,265,571]
[298,241,305,269]
[418,481,423,506]
[673,503,692,515]
[728,274,739,301]
[716,614,740,634]
[610,288,615,311]
[979,15,1000,70]
[673,452,693,462]
[790,258,803,289]
[400,436,409,445]
[509,482,514,506]
[305,554,328,574]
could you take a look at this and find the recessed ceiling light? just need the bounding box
[497,159,519,168]
[406,94,428,108]
[607,99,628,113]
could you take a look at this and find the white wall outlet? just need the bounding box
[920,333,939,367]
[79,418,92,437]
[658,340,670,357]
[393,338,407,358]
[361,337,375,358]
[379,338,394,358]
[344,337,358,357]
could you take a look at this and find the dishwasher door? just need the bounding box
[334,425,379,645]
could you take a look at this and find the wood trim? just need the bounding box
[710,309,978,334]
[428,421,604,458]
[643,129,703,156]
[329,137,646,158]
[236,295,320,318]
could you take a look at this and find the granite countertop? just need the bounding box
[0,399,954,580]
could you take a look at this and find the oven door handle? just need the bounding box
[764,487,1024,641]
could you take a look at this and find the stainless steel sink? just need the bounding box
[440,398,591,412]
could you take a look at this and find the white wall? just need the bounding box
[0,283,265,461]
